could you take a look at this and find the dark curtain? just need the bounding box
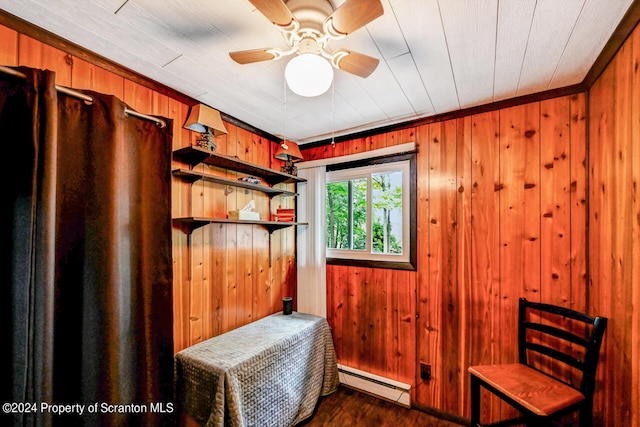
[1,67,174,426]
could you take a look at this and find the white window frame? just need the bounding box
[326,159,411,264]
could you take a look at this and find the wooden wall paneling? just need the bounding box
[388,130,401,147]
[224,220,239,333]
[18,34,71,86]
[70,57,124,98]
[587,62,614,426]
[250,134,270,319]
[151,90,169,120]
[357,267,373,373]
[298,144,319,161]
[630,26,640,427]
[0,25,18,64]
[252,225,270,319]
[345,137,366,155]
[590,38,634,427]
[568,93,587,315]
[425,121,445,407]
[496,102,538,421]
[122,80,153,113]
[468,110,500,421]
[343,266,360,369]
[415,123,431,403]
[325,263,335,332]
[439,119,460,413]
[172,99,192,352]
[270,226,283,312]
[336,265,350,366]
[352,263,369,371]
[395,269,417,386]
[332,265,349,365]
[236,223,253,328]
[609,35,634,427]
[370,267,387,378]
[522,104,541,302]
[538,97,574,394]
[201,118,225,340]
[369,133,387,150]
[201,227,214,342]
[189,226,206,345]
[283,226,296,307]
[331,139,345,158]
[419,123,446,407]
[540,97,571,308]
[538,96,583,407]
[456,115,472,414]
[223,124,240,333]
[209,223,225,339]
[235,122,254,328]
[172,224,189,353]
[588,29,640,424]
[385,268,399,379]
[567,93,588,412]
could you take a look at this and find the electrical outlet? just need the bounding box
[420,363,431,381]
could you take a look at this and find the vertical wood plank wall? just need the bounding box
[2,14,639,426]
[303,94,591,422]
[0,22,295,358]
[588,22,640,427]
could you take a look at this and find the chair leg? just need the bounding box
[579,405,593,427]
[470,375,481,427]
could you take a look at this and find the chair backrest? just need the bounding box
[517,298,607,400]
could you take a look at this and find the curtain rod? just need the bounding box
[0,65,166,128]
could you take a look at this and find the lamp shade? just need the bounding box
[285,54,333,97]
[274,141,304,162]
[183,104,228,136]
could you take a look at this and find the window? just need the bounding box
[325,154,416,270]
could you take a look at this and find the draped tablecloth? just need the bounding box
[174,312,339,427]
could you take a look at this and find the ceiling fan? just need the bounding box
[229,0,384,96]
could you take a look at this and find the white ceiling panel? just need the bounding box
[0,0,635,144]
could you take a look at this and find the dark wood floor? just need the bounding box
[298,386,467,427]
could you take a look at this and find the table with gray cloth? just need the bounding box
[174,312,339,427]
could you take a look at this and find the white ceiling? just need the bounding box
[0,0,634,144]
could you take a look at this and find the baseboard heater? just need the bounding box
[337,364,411,408]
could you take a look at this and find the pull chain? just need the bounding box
[331,77,335,148]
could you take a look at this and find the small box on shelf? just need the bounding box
[228,210,261,220]
[274,207,295,222]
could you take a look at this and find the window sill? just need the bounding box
[326,257,416,271]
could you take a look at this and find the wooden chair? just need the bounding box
[468,298,607,427]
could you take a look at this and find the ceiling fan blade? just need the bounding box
[229,48,279,64]
[248,0,296,27]
[326,0,383,36]
[334,50,379,78]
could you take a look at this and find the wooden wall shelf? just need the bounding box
[173,146,306,186]
[172,145,306,235]
[173,217,308,234]
[172,168,297,197]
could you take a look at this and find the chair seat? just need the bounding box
[468,363,585,417]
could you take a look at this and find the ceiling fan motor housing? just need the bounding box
[285,0,334,34]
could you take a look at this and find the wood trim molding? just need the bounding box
[302,83,585,149]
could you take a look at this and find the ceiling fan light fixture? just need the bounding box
[285,53,333,97]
